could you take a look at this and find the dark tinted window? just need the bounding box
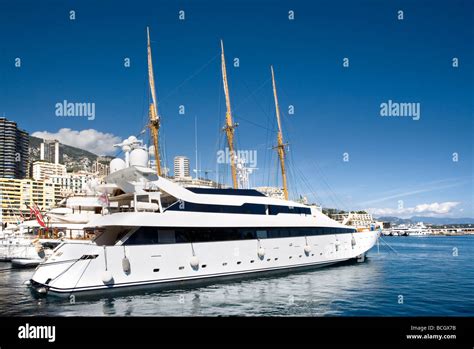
[124,226,356,245]
[166,202,266,215]
[124,227,158,245]
[165,201,309,216]
[187,188,266,197]
[268,205,311,215]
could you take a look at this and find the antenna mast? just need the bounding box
[147,26,162,176]
[271,66,289,200]
[220,40,238,189]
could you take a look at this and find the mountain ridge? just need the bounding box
[376,216,474,225]
[29,135,112,172]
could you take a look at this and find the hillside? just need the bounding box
[29,136,112,172]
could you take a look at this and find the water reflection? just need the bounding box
[0,237,472,316]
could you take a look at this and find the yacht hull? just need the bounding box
[30,231,379,297]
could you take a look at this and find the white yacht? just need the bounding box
[29,27,379,296]
[406,222,431,236]
[0,234,46,263]
[389,222,431,236]
[29,166,379,296]
[1,185,113,266]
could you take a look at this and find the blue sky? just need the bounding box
[0,0,472,217]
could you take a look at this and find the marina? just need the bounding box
[22,28,378,297]
[0,3,472,346]
[0,236,472,316]
[0,23,471,301]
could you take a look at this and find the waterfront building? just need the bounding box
[254,186,285,200]
[331,212,383,231]
[173,156,190,179]
[50,171,92,196]
[172,176,220,188]
[0,117,29,179]
[92,157,110,178]
[0,178,61,224]
[32,161,67,181]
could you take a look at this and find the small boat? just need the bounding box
[0,235,45,262]
[11,258,42,268]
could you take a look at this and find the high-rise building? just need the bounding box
[173,156,190,179]
[0,117,29,179]
[92,157,110,178]
[40,139,62,164]
[32,161,67,181]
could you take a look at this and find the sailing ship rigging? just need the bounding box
[270,66,289,200]
[220,40,239,189]
[146,26,162,177]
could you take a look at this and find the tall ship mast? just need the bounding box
[270,66,289,200]
[147,26,162,176]
[220,40,239,189]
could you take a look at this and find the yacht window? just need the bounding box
[124,227,158,245]
[165,201,310,215]
[240,229,256,239]
[115,229,132,243]
[121,226,356,245]
[158,230,176,244]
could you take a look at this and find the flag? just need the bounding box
[29,204,46,227]
[98,192,109,207]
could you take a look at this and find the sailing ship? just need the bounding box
[29,28,379,296]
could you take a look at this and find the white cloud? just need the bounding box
[360,178,469,205]
[32,128,122,155]
[368,201,460,217]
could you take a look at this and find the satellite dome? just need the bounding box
[127,135,138,143]
[110,158,126,173]
[129,148,148,167]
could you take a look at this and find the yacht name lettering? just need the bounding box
[380,100,420,120]
[18,323,56,342]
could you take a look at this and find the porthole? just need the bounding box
[179,266,184,270]
[153,268,160,272]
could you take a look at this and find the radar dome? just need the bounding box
[122,144,131,152]
[129,148,148,167]
[127,135,138,143]
[148,145,155,155]
[110,158,126,173]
